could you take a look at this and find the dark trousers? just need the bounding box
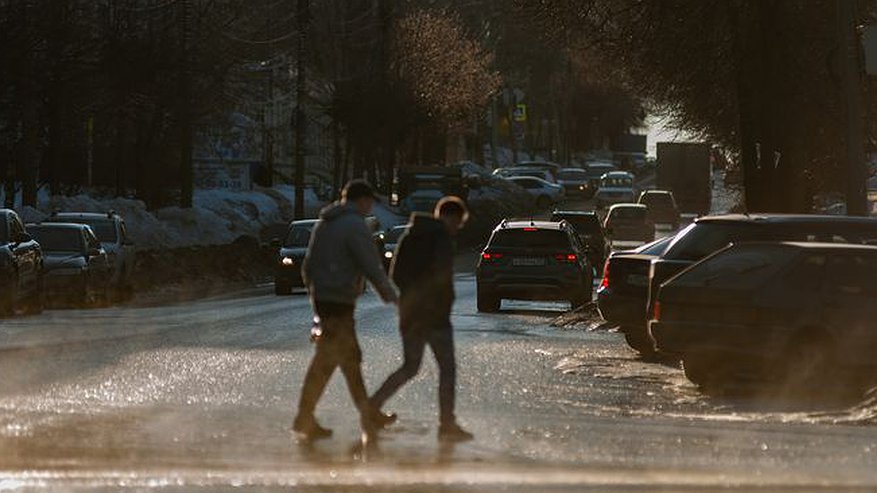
[296,301,370,420]
[371,319,457,425]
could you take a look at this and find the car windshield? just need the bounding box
[27,227,84,253]
[74,219,117,243]
[384,226,408,244]
[285,225,312,247]
[490,228,570,250]
[641,193,674,208]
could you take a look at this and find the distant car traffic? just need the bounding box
[26,223,111,306]
[379,224,409,270]
[604,214,877,357]
[274,219,318,295]
[505,176,565,210]
[45,211,134,299]
[604,204,655,247]
[0,209,44,316]
[638,190,681,229]
[555,168,591,197]
[476,220,592,312]
[651,242,877,393]
[515,160,562,181]
[594,171,637,209]
[550,210,609,271]
[493,166,557,183]
[583,162,619,194]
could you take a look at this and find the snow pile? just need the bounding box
[5,186,325,250]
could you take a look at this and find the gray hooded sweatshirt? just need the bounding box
[302,202,397,306]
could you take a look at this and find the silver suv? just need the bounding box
[45,211,135,298]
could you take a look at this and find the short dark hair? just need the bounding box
[342,179,376,202]
[435,196,469,223]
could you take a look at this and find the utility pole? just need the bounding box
[293,0,310,219]
[179,0,194,208]
[837,0,868,216]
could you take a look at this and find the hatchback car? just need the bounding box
[45,211,134,299]
[638,190,681,229]
[506,176,565,210]
[27,223,111,306]
[476,220,592,312]
[379,224,409,269]
[274,219,318,295]
[604,203,655,247]
[594,171,637,209]
[1,209,44,316]
[651,242,877,392]
[550,210,608,270]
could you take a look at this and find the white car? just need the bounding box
[506,176,565,209]
[594,171,637,209]
[492,166,556,183]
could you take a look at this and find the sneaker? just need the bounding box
[292,415,333,440]
[438,422,474,442]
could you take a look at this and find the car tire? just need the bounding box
[477,288,500,313]
[275,281,293,296]
[622,328,656,359]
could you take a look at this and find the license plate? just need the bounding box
[626,274,649,287]
[513,257,546,267]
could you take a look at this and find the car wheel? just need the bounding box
[275,281,293,296]
[477,288,500,313]
[536,195,551,210]
[622,328,656,359]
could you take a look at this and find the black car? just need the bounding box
[651,242,877,392]
[603,214,877,357]
[476,220,593,312]
[0,209,44,316]
[379,224,409,270]
[550,210,608,270]
[274,219,318,295]
[26,223,111,306]
[604,204,655,248]
[638,190,681,230]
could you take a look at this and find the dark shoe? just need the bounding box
[292,415,332,440]
[438,422,474,442]
[362,410,397,433]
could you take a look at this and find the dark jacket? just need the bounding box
[390,213,455,328]
[302,202,397,306]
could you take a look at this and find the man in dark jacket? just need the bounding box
[370,196,473,442]
[293,180,398,440]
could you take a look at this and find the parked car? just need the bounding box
[550,210,609,270]
[379,224,409,270]
[45,211,134,299]
[493,166,556,183]
[516,160,562,181]
[638,190,681,229]
[26,223,111,306]
[604,204,655,247]
[556,168,591,197]
[608,213,877,357]
[0,209,44,316]
[476,220,592,312]
[597,235,675,352]
[594,171,637,209]
[274,219,318,295]
[505,176,565,209]
[651,242,877,393]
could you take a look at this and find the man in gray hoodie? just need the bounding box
[293,180,398,440]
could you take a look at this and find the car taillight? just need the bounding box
[482,252,504,262]
[600,260,610,289]
[653,301,662,321]
[554,253,577,263]
[523,227,538,232]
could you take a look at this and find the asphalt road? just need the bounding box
[2,272,877,492]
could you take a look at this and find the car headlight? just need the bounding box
[384,251,394,259]
[282,257,294,266]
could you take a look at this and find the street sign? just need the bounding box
[513,104,527,123]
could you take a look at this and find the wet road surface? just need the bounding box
[1,275,877,491]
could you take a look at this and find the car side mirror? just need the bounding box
[270,237,281,249]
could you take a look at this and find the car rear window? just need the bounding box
[641,193,673,207]
[551,214,601,233]
[609,207,647,220]
[601,177,632,188]
[664,223,765,261]
[670,245,795,289]
[55,218,118,243]
[490,228,570,249]
[558,170,586,180]
[28,227,85,253]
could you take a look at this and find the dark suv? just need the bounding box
[603,214,877,356]
[550,210,608,270]
[476,220,592,312]
[274,219,318,295]
[1,209,44,316]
